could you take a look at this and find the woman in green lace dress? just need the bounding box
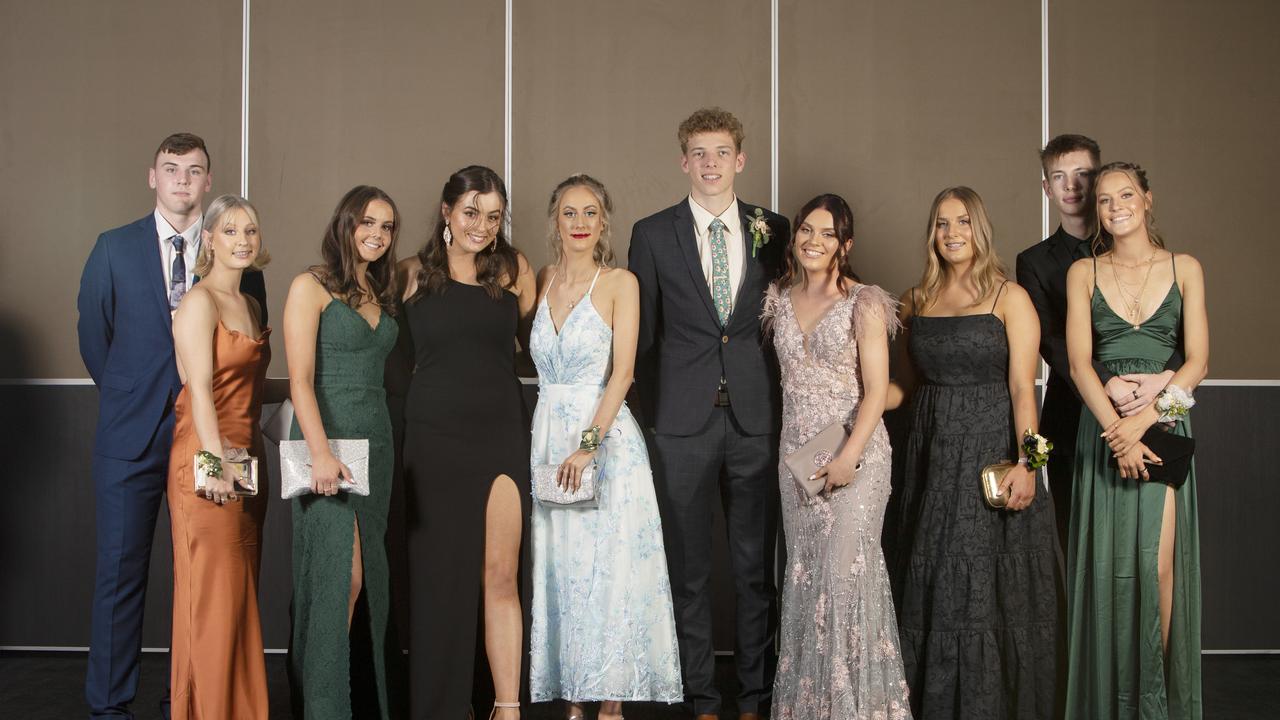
[283,186,402,718]
[1064,162,1209,719]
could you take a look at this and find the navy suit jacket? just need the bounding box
[629,199,788,437]
[77,214,267,461]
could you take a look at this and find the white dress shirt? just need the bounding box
[688,195,745,312]
[155,209,202,294]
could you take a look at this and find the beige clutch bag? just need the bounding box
[980,462,1014,508]
[784,421,855,498]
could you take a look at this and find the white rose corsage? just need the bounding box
[748,207,771,258]
[1155,384,1195,423]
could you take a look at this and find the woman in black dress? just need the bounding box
[397,166,537,719]
[889,187,1063,719]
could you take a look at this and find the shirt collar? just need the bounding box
[688,195,741,234]
[154,209,203,249]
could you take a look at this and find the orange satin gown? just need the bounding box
[167,322,271,719]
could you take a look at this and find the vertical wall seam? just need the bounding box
[1039,0,1050,404]
[241,0,251,197]
[504,0,513,208]
[770,0,779,212]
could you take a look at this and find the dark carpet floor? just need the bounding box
[2,651,1275,719]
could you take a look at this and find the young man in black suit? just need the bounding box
[629,108,788,720]
[1016,134,1179,551]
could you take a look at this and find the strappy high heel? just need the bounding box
[489,700,520,719]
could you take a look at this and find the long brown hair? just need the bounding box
[412,165,518,301]
[916,186,1007,311]
[776,193,860,294]
[545,174,615,266]
[1090,161,1165,255]
[311,185,401,316]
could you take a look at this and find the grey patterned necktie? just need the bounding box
[169,235,187,310]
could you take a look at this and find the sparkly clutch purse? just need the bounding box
[784,421,852,497]
[532,459,602,508]
[278,438,370,499]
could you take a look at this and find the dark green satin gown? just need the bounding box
[1066,257,1202,719]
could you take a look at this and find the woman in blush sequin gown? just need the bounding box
[528,175,681,720]
[764,194,912,720]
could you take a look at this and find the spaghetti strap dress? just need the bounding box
[288,299,399,719]
[403,280,531,718]
[894,283,1063,719]
[167,321,271,720]
[1065,256,1201,719]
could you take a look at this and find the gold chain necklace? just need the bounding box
[1109,250,1158,329]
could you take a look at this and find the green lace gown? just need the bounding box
[289,300,399,718]
[1066,261,1202,719]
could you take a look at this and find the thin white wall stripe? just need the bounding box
[770,0,779,212]
[504,0,512,200]
[240,0,251,197]
[1038,0,1050,400]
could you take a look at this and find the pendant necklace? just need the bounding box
[1110,250,1157,329]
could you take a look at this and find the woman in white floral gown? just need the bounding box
[763,194,912,720]
[528,175,681,720]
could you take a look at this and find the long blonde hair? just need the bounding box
[916,186,1007,311]
[1090,161,1165,255]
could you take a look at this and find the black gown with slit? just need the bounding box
[403,279,531,718]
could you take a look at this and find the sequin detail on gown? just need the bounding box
[764,283,912,720]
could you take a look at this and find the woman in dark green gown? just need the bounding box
[283,186,403,718]
[1064,163,1209,719]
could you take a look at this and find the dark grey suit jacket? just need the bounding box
[629,199,789,436]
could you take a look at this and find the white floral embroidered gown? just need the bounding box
[764,283,912,720]
[528,268,683,703]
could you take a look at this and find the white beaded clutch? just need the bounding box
[278,438,370,499]
[532,459,601,508]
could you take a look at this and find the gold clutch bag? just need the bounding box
[980,462,1014,509]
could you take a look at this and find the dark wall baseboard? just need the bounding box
[1,384,1276,651]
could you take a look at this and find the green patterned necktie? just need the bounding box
[709,218,731,325]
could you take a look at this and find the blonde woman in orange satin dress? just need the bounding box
[168,194,272,719]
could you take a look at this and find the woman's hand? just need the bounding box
[998,464,1037,511]
[812,455,859,495]
[310,450,352,496]
[1102,406,1157,455]
[203,472,237,505]
[1113,370,1173,416]
[557,449,597,492]
[1117,441,1162,480]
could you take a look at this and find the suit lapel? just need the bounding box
[672,202,720,325]
[138,215,174,334]
[730,204,762,322]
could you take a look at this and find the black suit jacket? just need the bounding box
[629,199,789,436]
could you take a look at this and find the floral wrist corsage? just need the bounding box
[1155,384,1195,423]
[1021,429,1052,470]
[194,450,223,479]
[748,207,771,258]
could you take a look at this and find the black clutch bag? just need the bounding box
[1109,426,1195,489]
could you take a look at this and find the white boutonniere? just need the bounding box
[748,207,771,258]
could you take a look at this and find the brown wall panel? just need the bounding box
[248,0,505,373]
[0,0,244,378]
[511,0,773,273]
[1049,0,1279,379]
[780,0,1042,303]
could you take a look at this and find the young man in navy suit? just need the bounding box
[77,133,266,718]
[629,108,788,720]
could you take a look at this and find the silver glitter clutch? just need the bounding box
[278,438,370,499]
[532,460,601,508]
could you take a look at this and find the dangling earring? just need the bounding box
[443,225,453,247]
[489,237,498,252]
